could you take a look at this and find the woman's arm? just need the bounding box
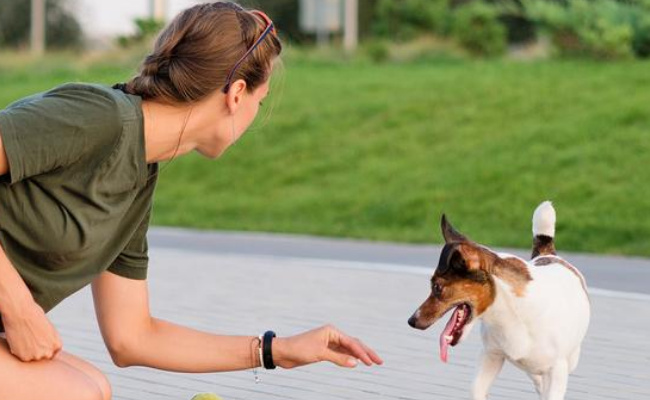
[0,132,28,319]
[0,131,62,362]
[91,271,382,372]
[0,242,63,361]
[92,270,260,371]
[0,128,10,176]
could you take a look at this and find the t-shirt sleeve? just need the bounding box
[0,84,121,184]
[107,204,152,280]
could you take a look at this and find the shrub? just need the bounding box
[364,40,391,62]
[499,14,537,44]
[630,10,650,58]
[522,0,637,59]
[116,18,165,48]
[452,2,507,57]
[374,0,452,40]
[370,0,650,60]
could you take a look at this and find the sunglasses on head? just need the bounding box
[222,10,276,94]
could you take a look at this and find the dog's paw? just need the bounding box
[470,390,488,400]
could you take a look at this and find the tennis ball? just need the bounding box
[191,393,223,400]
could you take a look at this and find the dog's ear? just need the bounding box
[445,244,483,273]
[441,214,468,244]
[458,245,482,270]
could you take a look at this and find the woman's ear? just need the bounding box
[225,79,248,115]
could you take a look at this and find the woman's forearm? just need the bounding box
[0,244,34,317]
[0,243,63,362]
[120,317,263,372]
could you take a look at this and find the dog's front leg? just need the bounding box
[471,351,505,400]
[542,360,569,400]
[526,373,544,396]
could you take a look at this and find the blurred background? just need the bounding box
[1,0,649,257]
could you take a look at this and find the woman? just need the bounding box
[0,2,382,399]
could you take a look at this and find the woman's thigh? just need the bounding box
[0,335,109,400]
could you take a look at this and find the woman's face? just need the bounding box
[196,78,271,159]
[233,79,270,143]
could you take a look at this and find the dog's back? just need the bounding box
[519,202,590,371]
[483,202,590,373]
[522,262,590,367]
[530,202,589,305]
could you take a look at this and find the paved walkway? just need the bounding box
[147,227,650,295]
[49,229,650,400]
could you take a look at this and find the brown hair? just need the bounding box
[124,1,282,103]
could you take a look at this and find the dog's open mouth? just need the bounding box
[439,303,472,363]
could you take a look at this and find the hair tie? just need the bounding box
[112,83,128,92]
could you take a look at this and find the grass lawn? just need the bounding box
[1,52,649,256]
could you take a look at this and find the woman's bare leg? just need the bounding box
[56,351,112,400]
[0,335,110,400]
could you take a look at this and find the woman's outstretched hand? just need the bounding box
[272,324,383,369]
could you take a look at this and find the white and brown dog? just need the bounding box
[408,202,590,400]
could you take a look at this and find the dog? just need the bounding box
[408,201,590,400]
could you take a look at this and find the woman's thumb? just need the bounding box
[324,350,358,368]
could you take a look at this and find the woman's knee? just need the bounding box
[72,379,106,400]
[99,373,113,400]
[90,369,112,400]
[0,360,105,400]
[0,337,108,400]
[84,370,112,400]
[55,351,112,400]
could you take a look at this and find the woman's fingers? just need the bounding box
[278,325,383,369]
[337,335,372,366]
[327,328,383,367]
[360,341,383,365]
[323,348,359,368]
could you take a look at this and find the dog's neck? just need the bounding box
[485,254,531,297]
[480,276,532,358]
[482,277,523,324]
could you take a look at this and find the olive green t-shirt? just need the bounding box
[0,83,158,320]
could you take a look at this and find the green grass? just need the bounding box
[1,52,649,256]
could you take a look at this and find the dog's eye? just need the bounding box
[433,283,443,298]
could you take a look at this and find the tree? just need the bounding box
[0,0,83,50]
[239,0,306,42]
[237,0,378,43]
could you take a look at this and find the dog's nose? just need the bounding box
[408,315,418,328]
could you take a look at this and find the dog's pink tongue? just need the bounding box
[439,307,459,363]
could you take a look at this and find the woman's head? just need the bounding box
[126,1,282,104]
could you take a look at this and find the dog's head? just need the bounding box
[408,215,499,362]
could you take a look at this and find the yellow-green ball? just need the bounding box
[191,393,222,400]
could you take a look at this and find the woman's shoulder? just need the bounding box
[0,82,144,184]
[4,82,139,119]
[1,82,143,145]
[45,82,141,121]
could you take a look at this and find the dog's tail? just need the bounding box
[531,201,557,258]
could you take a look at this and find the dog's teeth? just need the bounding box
[445,335,454,342]
[458,310,465,317]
